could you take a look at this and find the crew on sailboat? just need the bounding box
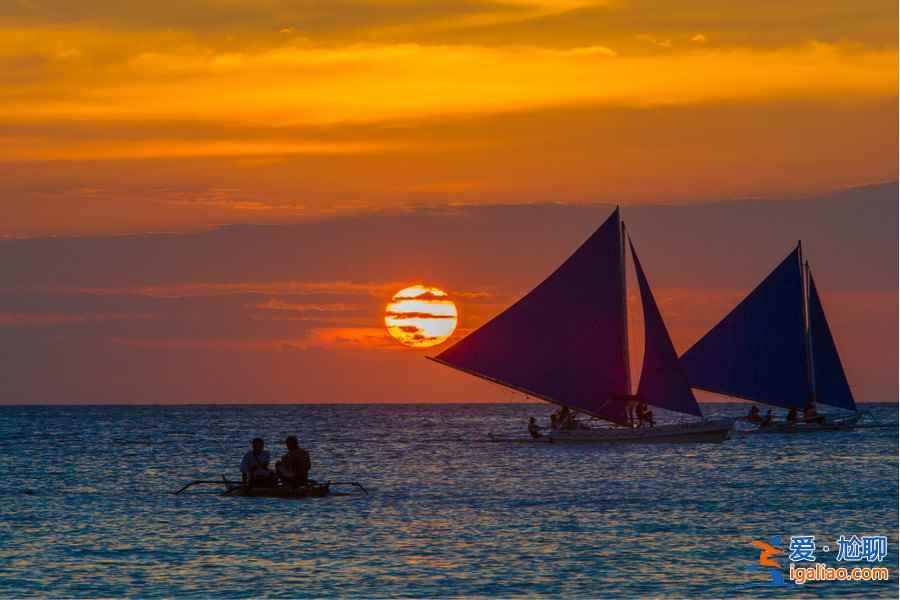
[552,406,575,430]
[786,407,798,424]
[801,400,825,424]
[528,417,543,439]
[548,406,592,431]
[760,409,773,427]
[747,405,762,423]
[624,396,639,427]
[636,401,655,428]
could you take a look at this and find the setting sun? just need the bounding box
[385,285,458,348]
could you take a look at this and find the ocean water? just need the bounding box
[0,403,896,599]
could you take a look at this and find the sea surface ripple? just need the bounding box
[0,403,897,598]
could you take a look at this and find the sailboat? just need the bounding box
[428,208,734,443]
[679,243,860,433]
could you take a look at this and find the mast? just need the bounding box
[620,214,631,396]
[804,259,817,405]
[798,241,816,405]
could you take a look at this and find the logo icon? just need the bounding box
[736,535,801,589]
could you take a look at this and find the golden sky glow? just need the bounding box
[0,3,895,405]
[0,0,896,235]
[385,285,459,348]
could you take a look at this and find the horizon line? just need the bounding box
[0,400,892,408]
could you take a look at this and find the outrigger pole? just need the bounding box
[325,481,369,495]
[172,480,225,495]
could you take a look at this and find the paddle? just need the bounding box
[326,481,369,495]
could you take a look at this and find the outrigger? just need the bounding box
[173,475,367,498]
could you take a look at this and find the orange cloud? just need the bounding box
[3,34,894,128]
[7,280,409,299]
[0,312,154,326]
[0,1,894,237]
[112,326,400,352]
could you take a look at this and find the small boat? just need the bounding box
[429,208,734,443]
[174,477,367,498]
[222,480,332,498]
[680,243,860,433]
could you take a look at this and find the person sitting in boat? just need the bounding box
[276,435,311,488]
[527,417,543,439]
[786,407,798,424]
[558,406,576,431]
[759,409,773,427]
[747,405,762,423]
[240,437,275,486]
[802,400,825,424]
[550,412,559,431]
[636,402,655,428]
[624,396,639,427]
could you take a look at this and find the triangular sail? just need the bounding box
[629,239,703,417]
[679,247,809,408]
[432,209,630,424]
[808,272,857,411]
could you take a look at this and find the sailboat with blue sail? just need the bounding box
[679,243,860,433]
[428,208,734,443]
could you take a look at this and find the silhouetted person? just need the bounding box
[276,436,311,487]
[760,409,773,427]
[636,401,655,428]
[528,417,543,439]
[241,437,274,487]
[624,396,639,427]
[747,405,762,423]
[786,407,798,423]
[802,400,825,424]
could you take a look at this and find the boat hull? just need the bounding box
[746,414,860,434]
[546,420,734,444]
[223,482,331,498]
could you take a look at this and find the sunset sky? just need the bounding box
[0,1,896,405]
